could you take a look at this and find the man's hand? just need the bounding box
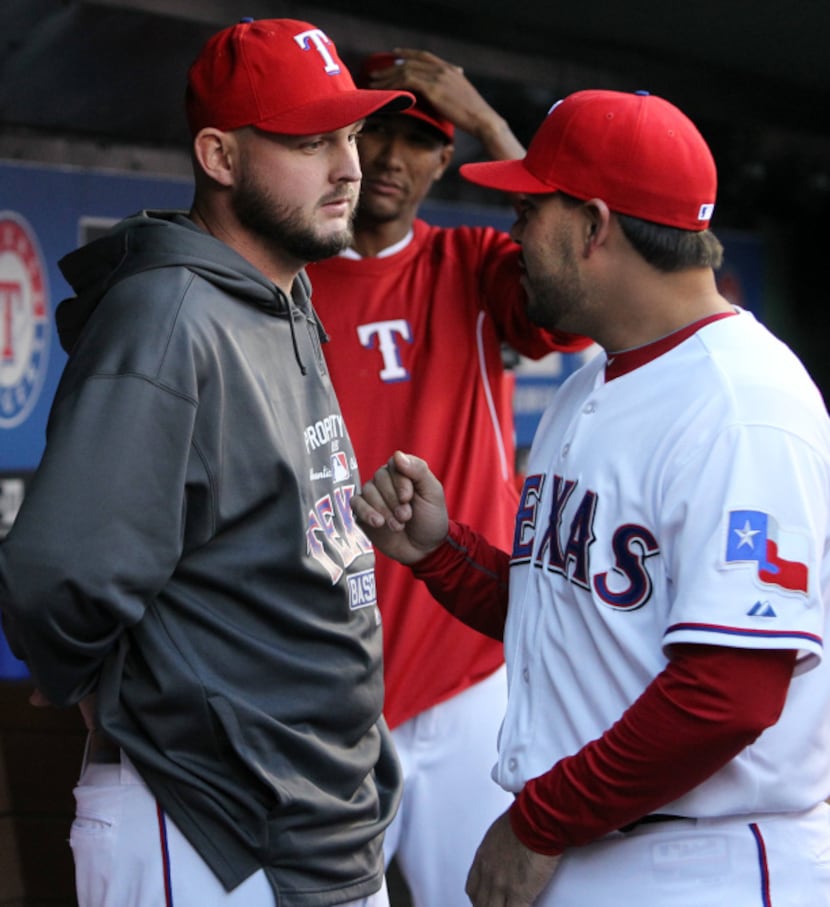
[351,450,449,565]
[466,811,561,907]
[364,48,525,160]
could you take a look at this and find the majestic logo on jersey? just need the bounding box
[746,600,777,618]
[725,509,809,593]
[0,213,50,429]
[512,473,660,610]
[357,319,412,382]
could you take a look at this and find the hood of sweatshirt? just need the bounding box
[56,210,316,355]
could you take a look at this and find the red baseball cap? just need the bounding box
[186,19,414,137]
[357,52,456,143]
[461,89,717,230]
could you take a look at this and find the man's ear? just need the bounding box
[192,128,236,187]
[433,142,455,181]
[582,199,612,253]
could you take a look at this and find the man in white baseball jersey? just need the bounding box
[351,89,830,906]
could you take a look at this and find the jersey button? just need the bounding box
[522,667,530,683]
[562,443,570,457]
[508,757,518,771]
[583,402,596,414]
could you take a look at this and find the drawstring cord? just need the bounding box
[283,291,308,376]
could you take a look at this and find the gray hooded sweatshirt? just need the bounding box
[0,211,400,905]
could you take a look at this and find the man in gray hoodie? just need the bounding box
[0,18,412,907]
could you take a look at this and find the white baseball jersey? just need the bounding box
[496,308,830,817]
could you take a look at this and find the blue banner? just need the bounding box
[0,161,193,677]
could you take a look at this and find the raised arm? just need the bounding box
[363,48,525,161]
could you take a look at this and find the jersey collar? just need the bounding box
[605,310,737,381]
[339,228,414,260]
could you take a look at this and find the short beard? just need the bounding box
[232,170,354,263]
[525,232,585,332]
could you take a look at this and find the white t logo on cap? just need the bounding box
[294,29,341,74]
[698,203,715,221]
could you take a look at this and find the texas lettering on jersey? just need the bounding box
[512,472,660,611]
[303,411,373,586]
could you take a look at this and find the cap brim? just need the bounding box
[401,106,455,142]
[256,89,414,136]
[460,159,555,194]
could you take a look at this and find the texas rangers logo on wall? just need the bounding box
[0,212,50,429]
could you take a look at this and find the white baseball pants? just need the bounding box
[384,664,513,907]
[69,748,390,907]
[536,804,830,906]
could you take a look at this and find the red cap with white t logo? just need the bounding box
[461,89,717,230]
[186,18,414,136]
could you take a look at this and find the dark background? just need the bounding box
[3,0,827,398]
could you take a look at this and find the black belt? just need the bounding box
[619,814,690,833]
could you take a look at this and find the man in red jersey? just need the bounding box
[308,49,590,907]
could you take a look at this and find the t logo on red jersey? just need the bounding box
[357,319,412,382]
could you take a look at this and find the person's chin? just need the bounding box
[360,186,404,217]
[323,221,354,244]
[525,296,548,328]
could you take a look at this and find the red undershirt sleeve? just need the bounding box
[510,643,796,854]
[411,520,509,641]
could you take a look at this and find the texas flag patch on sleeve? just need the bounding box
[725,509,809,593]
